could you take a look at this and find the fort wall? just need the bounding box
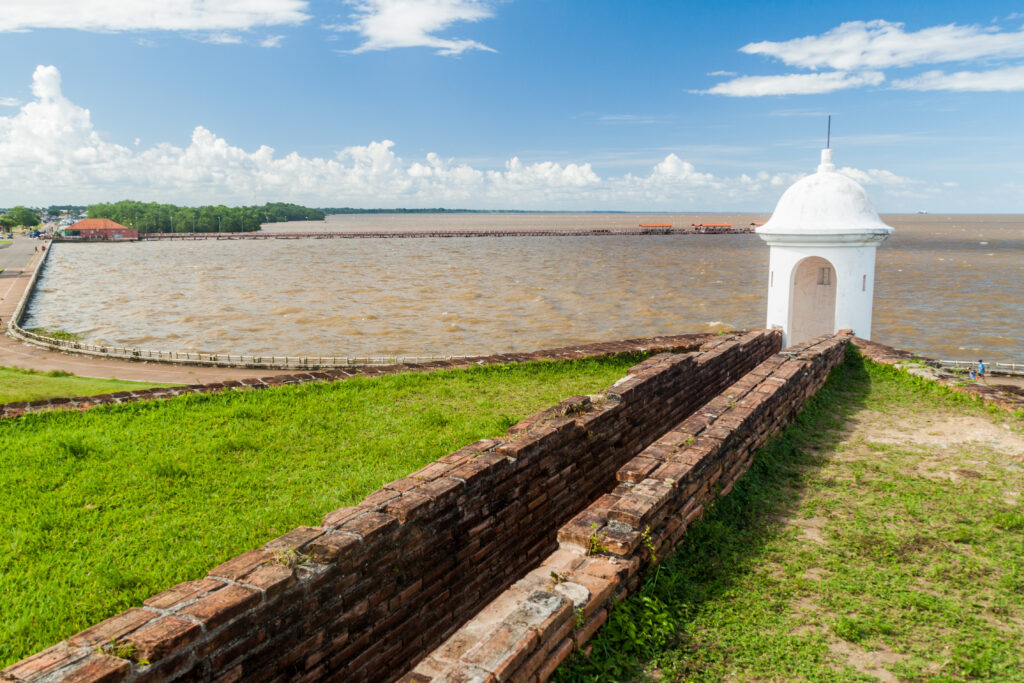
[405,332,850,681]
[3,330,783,682]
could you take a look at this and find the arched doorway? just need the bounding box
[789,256,836,345]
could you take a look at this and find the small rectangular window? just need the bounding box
[818,267,831,286]
[862,274,866,291]
[770,270,774,287]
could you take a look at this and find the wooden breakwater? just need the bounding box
[134,226,754,241]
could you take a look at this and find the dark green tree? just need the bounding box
[7,206,41,227]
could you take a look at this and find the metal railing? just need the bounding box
[11,324,472,368]
[133,226,753,241]
[6,243,475,369]
[938,360,1024,376]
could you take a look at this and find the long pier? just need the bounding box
[132,226,753,241]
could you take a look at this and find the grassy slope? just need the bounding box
[557,348,1024,682]
[0,354,644,667]
[0,366,172,404]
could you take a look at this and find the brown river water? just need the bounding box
[23,213,1023,361]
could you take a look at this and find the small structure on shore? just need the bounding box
[61,218,138,241]
[757,149,893,346]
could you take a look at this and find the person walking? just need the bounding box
[978,359,986,383]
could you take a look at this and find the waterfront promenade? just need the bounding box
[0,237,275,383]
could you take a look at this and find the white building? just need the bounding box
[757,149,894,347]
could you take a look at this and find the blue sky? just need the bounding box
[0,1,1022,211]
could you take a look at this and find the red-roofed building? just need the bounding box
[61,218,138,241]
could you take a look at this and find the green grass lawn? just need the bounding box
[0,366,172,404]
[557,348,1024,682]
[0,354,645,667]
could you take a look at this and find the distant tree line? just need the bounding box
[320,207,533,214]
[86,201,325,233]
[0,206,41,228]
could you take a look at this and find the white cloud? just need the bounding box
[704,19,1024,96]
[837,166,915,187]
[0,65,925,210]
[741,20,1024,70]
[261,34,285,48]
[0,97,20,107]
[203,32,243,45]
[0,0,310,32]
[707,70,736,77]
[333,0,496,55]
[892,65,1024,92]
[702,71,884,97]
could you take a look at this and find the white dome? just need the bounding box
[757,149,893,235]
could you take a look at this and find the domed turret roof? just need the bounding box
[757,149,893,236]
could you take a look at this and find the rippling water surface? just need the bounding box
[24,213,1023,360]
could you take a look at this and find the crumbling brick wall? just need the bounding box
[406,332,850,682]
[3,330,782,683]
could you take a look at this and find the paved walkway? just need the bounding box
[0,239,281,383]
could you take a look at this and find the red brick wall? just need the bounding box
[2,330,782,683]
[406,333,850,681]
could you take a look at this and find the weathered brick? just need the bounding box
[123,616,201,663]
[241,564,297,599]
[307,530,361,564]
[59,655,131,683]
[462,620,538,679]
[2,644,91,681]
[179,584,260,630]
[263,526,325,553]
[321,506,364,528]
[358,488,403,511]
[417,477,464,504]
[145,578,223,610]
[68,608,159,648]
[385,492,432,523]
[536,638,574,681]
[339,511,397,543]
[208,549,272,581]
[616,456,660,483]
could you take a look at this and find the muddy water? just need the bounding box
[23,214,1024,361]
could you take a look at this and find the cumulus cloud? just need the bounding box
[703,19,1024,96]
[892,65,1024,92]
[261,34,286,48]
[0,0,310,32]
[0,97,20,107]
[703,71,884,97]
[332,0,496,55]
[0,65,924,210]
